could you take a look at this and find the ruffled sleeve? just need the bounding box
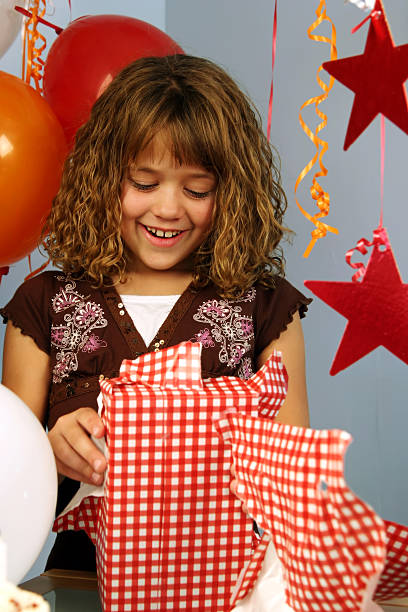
[254,277,312,357]
[1,272,53,355]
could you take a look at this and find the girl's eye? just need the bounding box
[129,179,157,191]
[185,188,212,199]
[136,183,157,191]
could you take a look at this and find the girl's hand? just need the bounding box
[48,407,107,485]
[230,464,248,514]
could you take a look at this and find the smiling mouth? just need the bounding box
[144,225,184,238]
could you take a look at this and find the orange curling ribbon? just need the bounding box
[21,0,47,92]
[295,0,338,257]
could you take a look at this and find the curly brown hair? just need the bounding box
[44,54,290,297]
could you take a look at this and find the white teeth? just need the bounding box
[145,226,182,238]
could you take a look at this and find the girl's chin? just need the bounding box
[123,245,198,273]
[123,257,195,276]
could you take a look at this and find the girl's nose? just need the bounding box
[151,187,183,219]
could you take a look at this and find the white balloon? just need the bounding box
[0,0,25,60]
[0,384,57,584]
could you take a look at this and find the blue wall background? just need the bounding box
[1,0,407,581]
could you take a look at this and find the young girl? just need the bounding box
[1,54,310,572]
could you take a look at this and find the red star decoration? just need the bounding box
[322,0,408,149]
[304,230,408,375]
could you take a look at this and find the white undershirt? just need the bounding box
[119,294,180,347]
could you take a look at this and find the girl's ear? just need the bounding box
[97,73,114,99]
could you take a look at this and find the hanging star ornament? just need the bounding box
[322,0,408,149]
[304,228,408,375]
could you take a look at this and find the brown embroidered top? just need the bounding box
[1,271,311,430]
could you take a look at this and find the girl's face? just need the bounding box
[120,133,216,277]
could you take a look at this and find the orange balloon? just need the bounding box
[0,71,66,266]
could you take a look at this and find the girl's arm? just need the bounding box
[2,321,50,422]
[256,311,310,427]
[2,321,106,485]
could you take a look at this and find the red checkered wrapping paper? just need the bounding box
[214,414,387,611]
[54,341,288,611]
[374,520,408,601]
[230,532,272,604]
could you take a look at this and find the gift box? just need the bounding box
[54,341,288,611]
[215,412,408,611]
[374,520,408,602]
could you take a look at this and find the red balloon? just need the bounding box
[0,71,67,267]
[43,15,184,147]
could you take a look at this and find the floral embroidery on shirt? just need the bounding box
[190,328,215,348]
[192,287,255,377]
[82,333,108,353]
[51,276,108,383]
[237,357,254,380]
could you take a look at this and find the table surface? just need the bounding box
[21,570,101,612]
[20,570,408,611]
